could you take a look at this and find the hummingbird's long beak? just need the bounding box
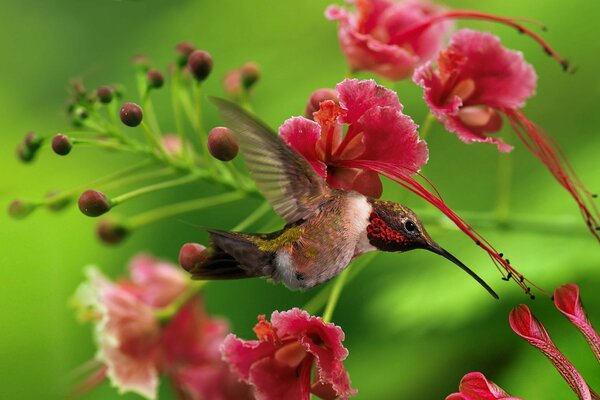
[427,243,499,299]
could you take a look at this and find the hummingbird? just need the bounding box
[185,98,498,299]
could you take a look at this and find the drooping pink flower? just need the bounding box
[414,29,600,241]
[446,372,522,400]
[327,0,570,81]
[284,78,534,295]
[554,283,600,363]
[326,0,452,80]
[72,254,251,400]
[509,304,596,400]
[221,308,355,400]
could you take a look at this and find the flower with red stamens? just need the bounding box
[509,304,596,400]
[326,0,452,80]
[446,372,522,400]
[554,283,600,363]
[282,78,532,294]
[327,0,570,81]
[72,254,251,400]
[414,29,600,240]
[221,308,356,400]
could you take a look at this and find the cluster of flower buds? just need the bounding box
[10,41,257,246]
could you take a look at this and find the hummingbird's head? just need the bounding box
[367,199,498,298]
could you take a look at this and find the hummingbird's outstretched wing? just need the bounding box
[212,98,332,223]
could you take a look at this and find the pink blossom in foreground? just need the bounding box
[414,29,600,241]
[72,254,251,399]
[446,372,522,400]
[554,283,600,363]
[285,78,532,294]
[222,308,355,400]
[509,304,597,400]
[326,0,452,80]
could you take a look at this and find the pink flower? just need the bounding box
[285,78,531,294]
[415,29,600,240]
[326,0,452,80]
[327,1,569,81]
[446,372,522,400]
[509,304,597,400]
[72,254,251,399]
[281,78,428,198]
[554,284,600,363]
[221,308,356,400]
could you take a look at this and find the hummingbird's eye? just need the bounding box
[404,220,416,232]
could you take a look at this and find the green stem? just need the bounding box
[141,121,169,160]
[126,191,245,229]
[231,201,272,231]
[101,168,176,191]
[192,82,209,159]
[171,69,192,164]
[496,151,512,224]
[155,281,207,322]
[322,267,351,323]
[71,138,143,154]
[419,112,436,141]
[111,172,202,206]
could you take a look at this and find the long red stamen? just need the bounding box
[504,109,600,242]
[392,10,571,72]
[70,366,108,397]
[338,159,546,297]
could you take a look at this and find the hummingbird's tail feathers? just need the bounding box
[188,229,275,281]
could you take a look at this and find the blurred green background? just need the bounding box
[1,0,599,398]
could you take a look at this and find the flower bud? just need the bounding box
[78,190,111,217]
[208,127,239,161]
[304,88,338,119]
[119,102,143,127]
[73,106,89,120]
[97,219,129,245]
[17,132,43,163]
[241,62,260,89]
[187,50,213,82]
[161,134,183,157]
[132,54,151,71]
[97,86,114,104]
[8,200,36,219]
[179,242,208,272]
[16,143,34,163]
[147,69,164,89]
[45,191,71,212]
[51,134,72,156]
[223,70,243,98]
[24,131,41,147]
[175,41,195,67]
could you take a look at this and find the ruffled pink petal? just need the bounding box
[448,29,537,109]
[270,308,355,399]
[554,284,600,363]
[279,116,328,178]
[128,254,188,309]
[173,364,254,400]
[413,62,514,153]
[160,296,230,368]
[357,105,428,172]
[220,334,279,381]
[445,372,522,400]
[95,279,161,399]
[509,305,593,400]
[247,356,313,400]
[336,79,401,125]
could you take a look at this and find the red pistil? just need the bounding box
[392,10,571,72]
[504,109,600,242]
[338,158,546,297]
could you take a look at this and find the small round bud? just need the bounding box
[24,131,40,147]
[132,54,151,71]
[16,143,35,163]
[97,86,114,104]
[119,102,143,127]
[73,106,89,120]
[223,70,242,98]
[208,127,239,161]
[97,219,129,245]
[8,200,35,219]
[161,134,183,157]
[187,50,213,82]
[147,69,164,89]
[175,41,195,67]
[305,88,338,119]
[17,132,43,163]
[78,190,111,217]
[240,62,260,89]
[51,134,72,156]
[179,242,208,272]
[45,191,71,212]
